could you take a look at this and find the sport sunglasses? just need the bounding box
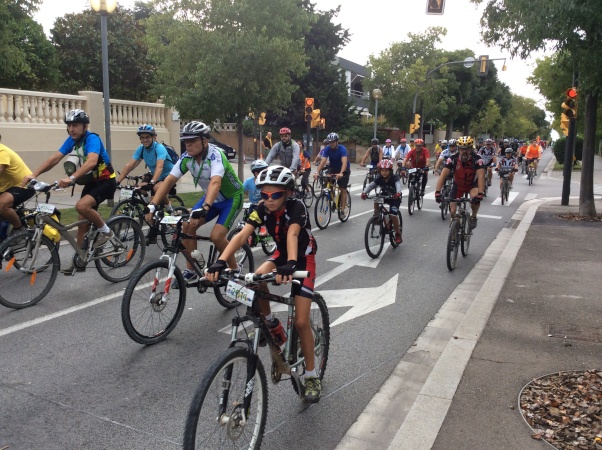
[260,190,287,200]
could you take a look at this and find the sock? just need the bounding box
[98,224,110,234]
[305,369,317,378]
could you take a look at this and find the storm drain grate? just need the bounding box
[547,323,602,343]
[505,219,521,229]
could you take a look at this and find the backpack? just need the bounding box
[161,142,180,164]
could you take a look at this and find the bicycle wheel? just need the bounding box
[303,184,314,208]
[213,244,255,309]
[168,194,185,207]
[364,215,384,259]
[95,216,145,283]
[461,216,471,256]
[528,170,533,186]
[314,194,331,230]
[337,189,351,222]
[389,211,403,248]
[401,172,407,185]
[501,183,506,205]
[0,231,59,309]
[446,220,459,271]
[184,347,267,450]
[159,206,188,249]
[312,177,322,198]
[289,293,330,397]
[417,189,423,210]
[260,236,276,256]
[408,186,415,215]
[121,259,187,345]
[110,199,144,226]
[505,182,510,202]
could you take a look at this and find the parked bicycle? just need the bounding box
[183,269,329,449]
[121,211,255,345]
[446,194,474,271]
[227,202,276,256]
[0,180,145,309]
[407,167,428,215]
[364,195,403,259]
[314,174,351,229]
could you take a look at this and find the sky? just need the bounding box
[33,0,549,112]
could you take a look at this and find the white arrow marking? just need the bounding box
[315,246,389,287]
[491,191,520,206]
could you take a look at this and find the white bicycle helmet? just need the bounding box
[250,159,268,173]
[326,132,339,142]
[180,121,211,140]
[65,109,89,124]
[255,165,294,189]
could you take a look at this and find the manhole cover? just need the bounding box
[547,324,601,343]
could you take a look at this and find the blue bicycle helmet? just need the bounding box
[137,124,156,136]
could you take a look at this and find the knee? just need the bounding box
[295,314,310,332]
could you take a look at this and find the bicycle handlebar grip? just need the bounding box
[292,270,310,279]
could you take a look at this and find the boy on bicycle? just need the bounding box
[206,165,321,403]
[360,159,402,244]
[496,148,519,190]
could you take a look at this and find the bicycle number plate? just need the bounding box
[408,168,417,174]
[226,280,254,307]
[120,188,133,200]
[36,203,55,214]
[160,215,182,224]
[243,202,252,209]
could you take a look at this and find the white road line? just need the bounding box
[524,193,538,201]
[490,191,520,206]
[415,208,502,220]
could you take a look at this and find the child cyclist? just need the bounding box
[244,159,268,236]
[205,165,321,403]
[360,159,403,244]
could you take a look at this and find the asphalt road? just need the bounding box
[0,151,556,449]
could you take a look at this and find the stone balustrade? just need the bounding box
[0,89,85,124]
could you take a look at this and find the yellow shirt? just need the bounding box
[0,144,32,192]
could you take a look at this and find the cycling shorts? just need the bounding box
[192,192,243,229]
[451,181,477,199]
[267,253,316,300]
[3,186,35,208]
[384,198,401,213]
[81,178,117,210]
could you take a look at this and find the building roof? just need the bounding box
[334,56,370,78]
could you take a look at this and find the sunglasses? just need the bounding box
[280,134,290,137]
[260,190,287,200]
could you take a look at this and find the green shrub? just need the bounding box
[338,125,388,147]
[553,135,583,164]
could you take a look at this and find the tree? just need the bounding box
[51,6,155,101]
[146,0,311,179]
[0,0,60,90]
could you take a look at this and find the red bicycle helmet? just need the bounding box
[378,159,394,170]
[279,127,291,135]
[414,138,424,145]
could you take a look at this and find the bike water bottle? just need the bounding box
[268,318,287,350]
[191,250,205,271]
[0,220,9,240]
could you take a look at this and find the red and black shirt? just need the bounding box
[444,152,485,190]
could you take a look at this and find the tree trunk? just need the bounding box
[463,123,471,136]
[446,120,453,140]
[237,120,244,182]
[579,91,597,217]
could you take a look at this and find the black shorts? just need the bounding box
[81,178,117,209]
[267,254,316,300]
[3,186,35,207]
[337,170,351,189]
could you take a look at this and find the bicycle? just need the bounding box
[0,187,54,243]
[364,195,403,259]
[526,159,536,186]
[407,167,427,216]
[311,165,329,199]
[439,176,453,220]
[314,174,351,230]
[183,269,330,449]
[362,164,377,191]
[121,212,255,345]
[227,202,276,256]
[0,180,145,309]
[446,194,474,271]
[497,167,517,205]
[396,160,408,185]
[293,173,314,208]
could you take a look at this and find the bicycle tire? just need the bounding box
[364,215,384,259]
[183,347,267,450]
[401,172,407,185]
[389,211,403,248]
[260,236,277,256]
[0,230,59,309]
[110,199,144,226]
[528,170,533,186]
[159,206,188,249]
[303,184,314,208]
[121,259,187,345]
[501,184,506,205]
[312,177,323,198]
[446,220,459,271]
[289,293,330,397]
[95,216,145,283]
[408,186,415,215]
[314,194,331,230]
[337,189,351,222]
[461,216,471,256]
[417,189,423,210]
[213,244,255,309]
[168,194,185,207]
[505,184,509,202]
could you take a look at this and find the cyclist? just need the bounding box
[437,139,448,160]
[434,136,485,229]
[360,138,382,168]
[393,137,411,177]
[525,138,541,175]
[314,132,350,216]
[23,109,117,268]
[116,124,175,244]
[205,165,321,403]
[518,140,528,166]
[382,138,395,160]
[409,138,415,150]
[496,147,519,190]
[313,139,329,165]
[297,139,312,197]
[477,138,497,186]
[0,141,35,236]
[435,140,442,159]
[403,138,430,196]
[147,121,243,286]
[265,127,300,173]
[360,159,402,244]
[434,138,458,174]
[245,159,268,236]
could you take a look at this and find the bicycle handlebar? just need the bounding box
[206,269,310,284]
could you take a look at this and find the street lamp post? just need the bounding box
[90,0,117,163]
[372,88,382,139]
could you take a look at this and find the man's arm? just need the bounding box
[202,175,222,207]
[151,159,165,184]
[290,141,300,172]
[149,174,178,205]
[338,156,348,177]
[116,159,141,184]
[435,167,450,191]
[264,143,278,165]
[24,151,64,185]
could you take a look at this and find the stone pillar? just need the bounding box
[79,91,106,141]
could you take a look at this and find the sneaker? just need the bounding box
[173,269,198,289]
[60,263,86,275]
[395,233,402,245]
[258,226,268,237]
[93,231,114,249]
[304,376,322,403]
[469,216,478,229]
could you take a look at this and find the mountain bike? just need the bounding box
[227,202,276,256]
[497,167,517,205]
[364,195,403,259]
[121,212,255,345]
[407,167,427,216]
[446,194,474,271]
[183,270,329,449]
[439,176,453,220]
[0,180,145,309]
[293,173,314,208]
[396,160,408,185]
[314,174,351,230]
[362,164,377,191]
[312,166,329,199]
[526,158,536,185]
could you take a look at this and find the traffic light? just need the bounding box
[426,0,445,14]
[478,55,489,77]
[310,109,321,128]
[561,87,578,119]
[304,98,314,121]
[409,113,421,134]
[319,118,326,129]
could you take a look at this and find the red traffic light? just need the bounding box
[566,88,578,99]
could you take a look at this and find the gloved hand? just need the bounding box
[277,260,297,277]
[472,193,484,204]
[435,191,442,203]
[394,192,401,199]
[191,208,209,219]
[361,193,367,200]
[206,259,227,276]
